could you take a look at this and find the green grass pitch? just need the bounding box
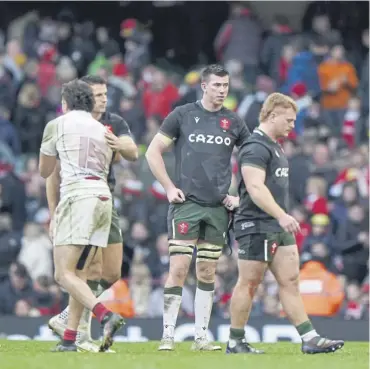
[0,341,368,369]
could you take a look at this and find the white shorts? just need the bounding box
[54,195,112,247]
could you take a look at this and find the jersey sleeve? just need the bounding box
[235,117,251,147]
[159,108,181,140]
[40,120,57,156]
[115,116,132,137]
[239,142,270,171]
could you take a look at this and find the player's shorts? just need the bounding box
[54,195,112,248]
[167,200,228,246]
[237,231,296,262]
[108,205,123,245]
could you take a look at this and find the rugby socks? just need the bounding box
[62,329,77,345]
[296,320,319,342]
[194,281,214,340]
[163,286,182,338]
[229,327,245,346]
[79,280,101,326]
[58,280,102,325]
[92,302,112,324]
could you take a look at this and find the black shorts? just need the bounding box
[237,232,296,262]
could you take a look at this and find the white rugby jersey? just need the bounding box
[40,110,113,197]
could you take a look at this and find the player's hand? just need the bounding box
[223,195,239,211]
[278,213,300,234]
[167,187,185,204]
[105,130,121,151]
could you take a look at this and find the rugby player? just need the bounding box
[227,92,344,354]
[39,79,125,352]
[145,64,250,351]
[47,75,138,352]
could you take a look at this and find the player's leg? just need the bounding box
[191,205,227,351]
[88,196,125,352]
[62,246,97,351]
[49,249,103,342]
[52,196,124,352]
[226,233,272,354]
[52,243,103,352]
[73,207,122,351]
[101,206,123,288]
[270,233,344,354]
[158,202,199,351]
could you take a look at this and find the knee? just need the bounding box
[196,262,216,283]
[169,260,190,282]
[54,269,66,286]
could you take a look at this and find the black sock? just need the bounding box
[229,328,245,341]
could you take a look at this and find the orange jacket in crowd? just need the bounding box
[299,261,345,317]
[318,60,358,110]
[98,279,135,318]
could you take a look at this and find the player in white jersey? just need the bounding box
[39,79,125,352]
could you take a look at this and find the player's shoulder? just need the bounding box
[240,132,271,154]
[172,102,199,116]
[102,111,126,126]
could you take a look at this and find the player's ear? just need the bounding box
[201,82,207,93]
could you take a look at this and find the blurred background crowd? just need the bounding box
[0,1,368,321]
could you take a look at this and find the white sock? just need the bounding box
[194,283,214,340]
[301,329,319,342]
[163,289,182,338]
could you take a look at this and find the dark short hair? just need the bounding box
[201,64,229,82]
[61,79,94,113]
[80,75,107,86]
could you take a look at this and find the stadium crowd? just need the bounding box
[0,2,368,321]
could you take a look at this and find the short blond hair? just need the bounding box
[259,92,298,123]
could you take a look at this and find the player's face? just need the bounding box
[91,84,107,114]
[274,107,296,137]
[202,74,229,106]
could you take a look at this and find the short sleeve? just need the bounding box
[239,142,270,171]
[115,116,132,137]
[159,108,180,140]
[235,117,250,147]
[40,120,57,156]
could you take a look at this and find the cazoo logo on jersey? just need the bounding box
[188,134,231,146]
[275,167,289,177]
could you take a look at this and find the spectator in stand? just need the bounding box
[299,258,344,317]
[0,214,22,283]
[280,36,323,99]
[318,43,359,135]
[0,105,21,156]
[142,67,179,119]
[214,2,262,85]
[0,262,37,316]
[17,222,53,281]
[260,15,294,83]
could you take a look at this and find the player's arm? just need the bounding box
[116,135,138,162]
[39,120,57,179]
[107,116,138,162]
[240,143,286,220]
[145,109,179,192]
[46,160,61,218]
[235,116,251,147]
